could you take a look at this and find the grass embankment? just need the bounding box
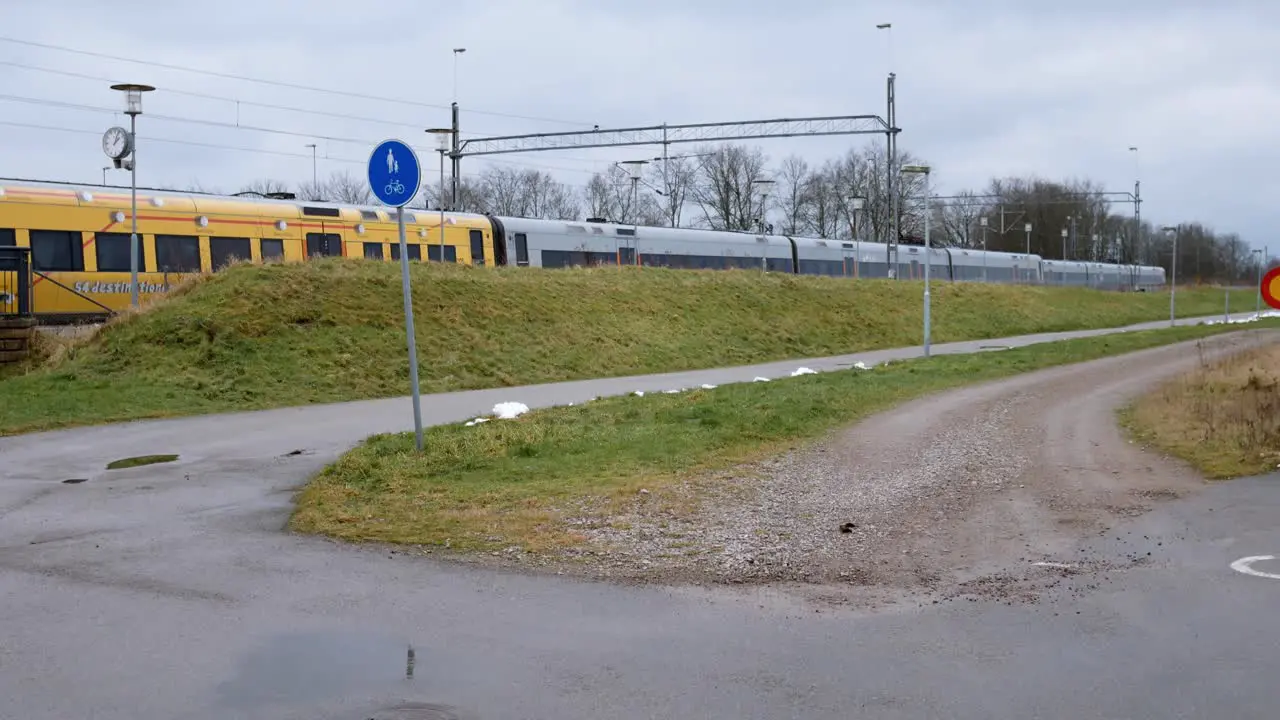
[1121,339,1280,479]
[289,320,1280,552]
[0,258,1257,436]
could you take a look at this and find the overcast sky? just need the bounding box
[0,0,1274,251]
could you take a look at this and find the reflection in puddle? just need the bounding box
[213,629,417,713]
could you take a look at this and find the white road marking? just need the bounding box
[1230,556,1280,580]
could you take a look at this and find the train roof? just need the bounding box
[0,177,493,224]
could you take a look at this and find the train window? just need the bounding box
[302,206,341,217]
[362,242,383,260]
[260,239,284,260]
[0,228,14,246]
[95,232,144,273]
[210,237,251,271]
[616,228,636,236]
[469,229,485,265]
[390,243,422,261]
[514,233,529,265]
[425,244,457,263]
[29,230,84,272]
[360,210,380,221]
[156,235,201,272]
[305,233,342,258]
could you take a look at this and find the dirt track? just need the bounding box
[504,329,1280,605]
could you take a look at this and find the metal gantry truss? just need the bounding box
[444,75,904,272]
[454,116,892,156]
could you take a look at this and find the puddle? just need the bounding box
[105,454,179,470]
[213,629,419,713]
[61,478,88,485]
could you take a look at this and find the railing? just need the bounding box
[0,247,32,317]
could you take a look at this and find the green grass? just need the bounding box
[0,258,1260,437]
[105,454,179,470]
[288,319,1280,552]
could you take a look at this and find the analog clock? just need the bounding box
[102,126,132,160]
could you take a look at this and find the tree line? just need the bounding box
[225,143,1272,285]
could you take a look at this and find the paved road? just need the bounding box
[1,313,1278,719]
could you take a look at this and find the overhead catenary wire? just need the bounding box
[0,35,591,127]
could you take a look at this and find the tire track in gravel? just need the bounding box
[567,329,1280,607]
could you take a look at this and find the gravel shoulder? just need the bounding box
[441,329,1280,607]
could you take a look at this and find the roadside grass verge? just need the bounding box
[1120,338,1280,479]
[0,258,1259,436]
[289,319,1280,552]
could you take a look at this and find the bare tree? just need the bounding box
[237,178,292,197]
[690,144,769,231]
[647,156,697,227]
[774,155,812,235]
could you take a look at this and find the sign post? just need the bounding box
[1263,266,1280,312]
[368,139,425,452]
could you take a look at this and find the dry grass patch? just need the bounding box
[1121,336,1280,478]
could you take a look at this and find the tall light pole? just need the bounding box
[620,160,650,227]
[902,164,931,357]
[109,83,154,309]
[979,216,990,281]
[752,178,774,234]
[1254,247,1265,315]
[452,48,466,104]
[305,143,317,189]
[1130,146,1141,264]
[1024,222,1032,255]
[1163,225,1178,326]
[1061,227,1068,261]
[427,128,452,261]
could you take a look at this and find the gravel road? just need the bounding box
[523,329,1280,606]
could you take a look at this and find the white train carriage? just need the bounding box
[947,248,1043,284]
[492,216,795,271]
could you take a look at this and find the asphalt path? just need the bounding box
[1,311,1278,720]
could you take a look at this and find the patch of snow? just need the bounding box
[632,391,645,397]
[790,367,817,377]
[663,389,682,394]
[852,361,871,371]
[701,383,717,390]
[753,376,770,382]
[492,402,529,419]
[464,417,489,427]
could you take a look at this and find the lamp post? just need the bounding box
[1163,225,1178,326]
[848,195,866,240]
[305,143,317,190]
[902,164,931,357]
[1060,227,1068,260]
[752,178,774,234]
[1024,222,1032,255]
[979,216,990,281]
[426,128,452,261]
[1254,248,1265,316]
[109,83,155,309]
[452,48,466,104]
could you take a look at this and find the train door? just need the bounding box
[305,226,343,258]
[617,228,636,266]
[842,243,858,278]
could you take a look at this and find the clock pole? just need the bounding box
[110,83,155,309]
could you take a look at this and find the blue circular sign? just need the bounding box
[367,139,421,207]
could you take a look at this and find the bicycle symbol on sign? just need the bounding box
[384,179,405,196]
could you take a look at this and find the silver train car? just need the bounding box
[488,215,1167,291]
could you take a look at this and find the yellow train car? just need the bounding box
[0,179,497,322]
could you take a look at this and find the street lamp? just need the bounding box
[426,128,452,261]
[1162,225,1178,326]
[901,164,932,357]
[1253,247,1265,315]
[452,48,466,104]
[305,143,317,190]
[108,82,154,309]
[848,195,866,241]
[978,216,990,281]
[1024,222,1032,255]
[1060,227,1068,260]
[619,160,650,228]
[752,178,775,234]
